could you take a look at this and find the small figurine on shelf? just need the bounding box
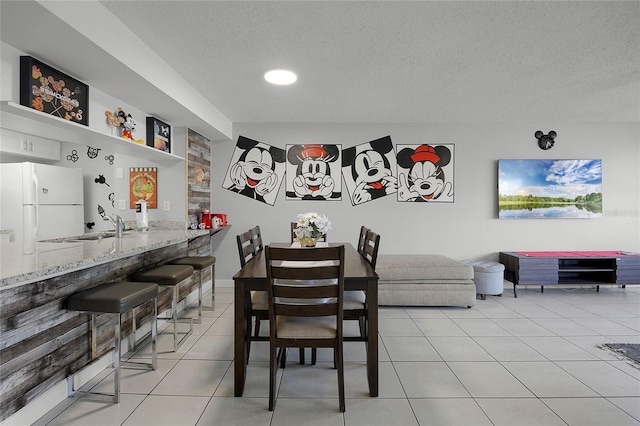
[104,107,144,144]
[105,109,122,135]
[117,107,144,144]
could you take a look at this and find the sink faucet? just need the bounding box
[104,214,124,238]
[97,205,124,238]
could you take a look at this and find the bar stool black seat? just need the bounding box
[132,264,194,352]
[66,281,159,403]
[169,256,216,321]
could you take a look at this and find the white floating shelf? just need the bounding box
[1,101,184,161]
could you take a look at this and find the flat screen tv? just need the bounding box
[498,159,602,219]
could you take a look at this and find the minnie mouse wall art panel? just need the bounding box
[396,144,455,203]
[285,144,342,201]
[341,136,398,206]
[223,136,286,206]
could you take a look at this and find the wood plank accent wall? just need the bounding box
[186,128,211,227]
[0,234,211,421]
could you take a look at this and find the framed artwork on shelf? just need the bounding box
[20,55,89,126]
[146,116,171,152]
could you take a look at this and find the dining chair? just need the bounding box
[249,225,263,255]
[344,228,380,344]
[290,222,328,244]
[238,227,309,365]
[237,230,256,268]
[237,230,268,362]
[361,229,381,269]
[265,245,346,412]
[357,225,369,254]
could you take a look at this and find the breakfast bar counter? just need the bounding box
[0,228,210,288]
[0,225,225,421]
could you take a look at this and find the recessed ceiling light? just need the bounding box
[264,69,297,85]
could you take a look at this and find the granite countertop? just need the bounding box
[0,228,210,288]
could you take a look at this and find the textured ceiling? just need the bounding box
[2,1,638,126]
[98,1,639,123]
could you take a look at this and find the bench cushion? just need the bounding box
[377,255,474,281]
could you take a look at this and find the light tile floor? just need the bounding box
[34,284,640,425]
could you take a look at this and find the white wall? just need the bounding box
[1,42,187,229]
[210,122,640,282]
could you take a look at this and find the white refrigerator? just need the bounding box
[0,162,84,242]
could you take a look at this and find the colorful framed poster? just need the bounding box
[20,55,89,125]
[498,159,602,218]
[146,116,171,152]
[129,167,157,209]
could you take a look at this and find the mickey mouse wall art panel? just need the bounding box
[285,144,342,201]
[222,136,286,206]
[396,144,455,203]
[342,136,398,206]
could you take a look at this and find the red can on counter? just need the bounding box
[201,209,212,229]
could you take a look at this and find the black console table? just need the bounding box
[499,251,640,297]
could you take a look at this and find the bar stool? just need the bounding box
[132,264,194,352]
[66,281,159,403]
[169,256,216,322]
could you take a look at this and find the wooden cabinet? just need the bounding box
[557,257,616,285]
[500,251,640,297]
[1,127,60,161]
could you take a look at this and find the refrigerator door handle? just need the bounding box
[31,168,40,205]
[34,204,39,238]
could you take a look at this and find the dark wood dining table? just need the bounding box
[232,242,379,397]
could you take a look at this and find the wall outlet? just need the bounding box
[119,199,126,210]
[163,201,170,211]
[116,167,124,179]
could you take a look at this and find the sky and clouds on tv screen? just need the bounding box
[499,159,602,198]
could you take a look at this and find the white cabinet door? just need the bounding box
[26,135,60,160]
[0,128,28,156]
[0,128,60,160]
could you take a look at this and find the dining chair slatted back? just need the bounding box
[361,229,381,269]
[265,245,346,412]
[357,226,370,254]
[290,222,328,243]
[249,225,263,255]
[237,229,269,362]
[344,228,380,344]
[236,230,255,267]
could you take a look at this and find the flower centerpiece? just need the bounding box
[294,212,331,247]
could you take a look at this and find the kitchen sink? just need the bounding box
[41,231,117,243]
[68,232,116,241]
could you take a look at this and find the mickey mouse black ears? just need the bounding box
[535,130,557,150]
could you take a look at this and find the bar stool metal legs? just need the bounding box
[66,282,158,403]
[132,264,195,352]
[169,256,216,324]
[169,284,193,352]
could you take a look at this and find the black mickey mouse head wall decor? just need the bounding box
[535,131,557,150]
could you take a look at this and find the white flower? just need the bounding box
[295,212,331,239]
